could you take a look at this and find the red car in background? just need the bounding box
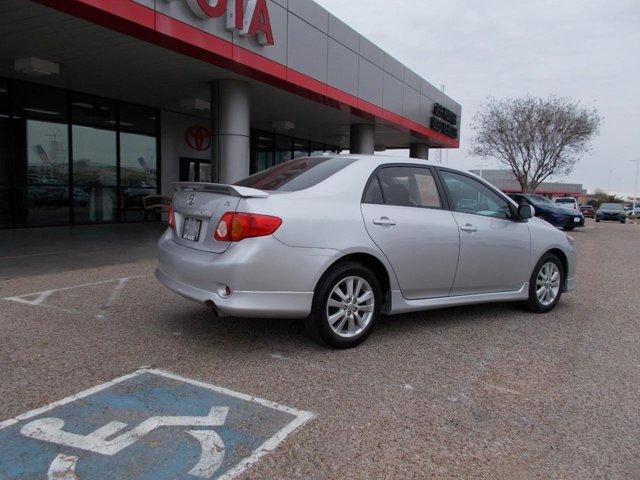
[580,205,596,218]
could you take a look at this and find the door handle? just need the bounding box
[460,224,477,232]
[373,216,396,226]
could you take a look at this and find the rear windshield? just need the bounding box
[235,156,355,192]
[556,198,575,203]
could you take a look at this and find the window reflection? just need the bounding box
[121,187,155,222]
[16,186,70,226]
[120,132,157,188]
[292,138,309,159]
[72,125,116,186]
[74,186,117,223]
[27,120,69,184]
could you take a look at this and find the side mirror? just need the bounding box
[518,204,535,220]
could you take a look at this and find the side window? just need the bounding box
[441,171,512,220]
[362,176,384,204]
[376,167,442,208]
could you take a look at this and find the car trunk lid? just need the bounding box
[170,182,269,253]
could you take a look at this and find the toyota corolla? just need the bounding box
[156,155,576,348]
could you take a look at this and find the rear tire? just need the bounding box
[525,253,564,313]
[305,261,382,348]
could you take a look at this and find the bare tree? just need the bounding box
[471,96,601,193]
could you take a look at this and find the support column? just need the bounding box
[349,124,375,154]
[410,143,429,160]
[211,79,250,184]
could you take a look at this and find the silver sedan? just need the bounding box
[157,155,576,348]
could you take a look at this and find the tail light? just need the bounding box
[214,212,282,242]
[168,204,176,230]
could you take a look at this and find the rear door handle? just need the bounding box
[460,224,477,232]
[373,216,396,226]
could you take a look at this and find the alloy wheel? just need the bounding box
[536,262,561,306]
[326,276,375,338]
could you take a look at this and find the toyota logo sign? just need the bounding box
[185,125,213,151]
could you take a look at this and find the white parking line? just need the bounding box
[2,275,152,306]
[95,278,130,320]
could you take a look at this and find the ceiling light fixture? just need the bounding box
[179,98,210,111]
[15,57,60,77]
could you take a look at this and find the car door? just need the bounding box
[361,165,460,300]
[438,169,531,295]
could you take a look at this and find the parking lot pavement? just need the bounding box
[1,220,639,479]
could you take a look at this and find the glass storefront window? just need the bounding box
[73,187,117,224]
[71,94,116,128]
[27,120,69,185]
[252,131,275,172]
[72,125,117,186]
[293,138,309,159]
[120,132,157,188]
[274,135,292,166]
[120,103,157,135]
[121,187,155,222]
[14,83,68,122]
[1,77,161,229]
[310,142,325,157]
[15,186,70,226]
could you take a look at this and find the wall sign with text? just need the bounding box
[184,0,275,46]
[430,103,459,139]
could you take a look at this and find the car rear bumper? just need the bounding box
[155,268,314,318]
[156,228,340,318]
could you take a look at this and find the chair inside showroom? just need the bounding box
[143,195,171,222]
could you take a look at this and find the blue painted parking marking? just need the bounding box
[0,369,314,480]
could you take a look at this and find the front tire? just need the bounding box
[525,253,564,313]
[305,262,382,348]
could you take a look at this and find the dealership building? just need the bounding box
[0,0,461,228]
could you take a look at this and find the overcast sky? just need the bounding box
[314,0,640,196]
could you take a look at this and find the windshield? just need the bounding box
[599,203,623,211]
[525,195,556,207]
[234,156,355,192]
[556,198,575,203]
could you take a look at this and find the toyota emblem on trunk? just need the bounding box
[187,194,196,206]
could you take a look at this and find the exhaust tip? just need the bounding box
[205,300,221,317]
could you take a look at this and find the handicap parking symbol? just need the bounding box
[0,369,314,479]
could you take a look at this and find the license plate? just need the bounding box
[574,217,581,223]
[182,217,202,241]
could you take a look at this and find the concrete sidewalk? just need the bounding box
[0,222,166,280]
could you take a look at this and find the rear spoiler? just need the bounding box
[173,182,269,198]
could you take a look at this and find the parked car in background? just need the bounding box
[157,156,576,348]
[626,206,640,217]
[596,203,626,223]
[510,194,585,231]
[579,204,596,218]
[555,197,579,210]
